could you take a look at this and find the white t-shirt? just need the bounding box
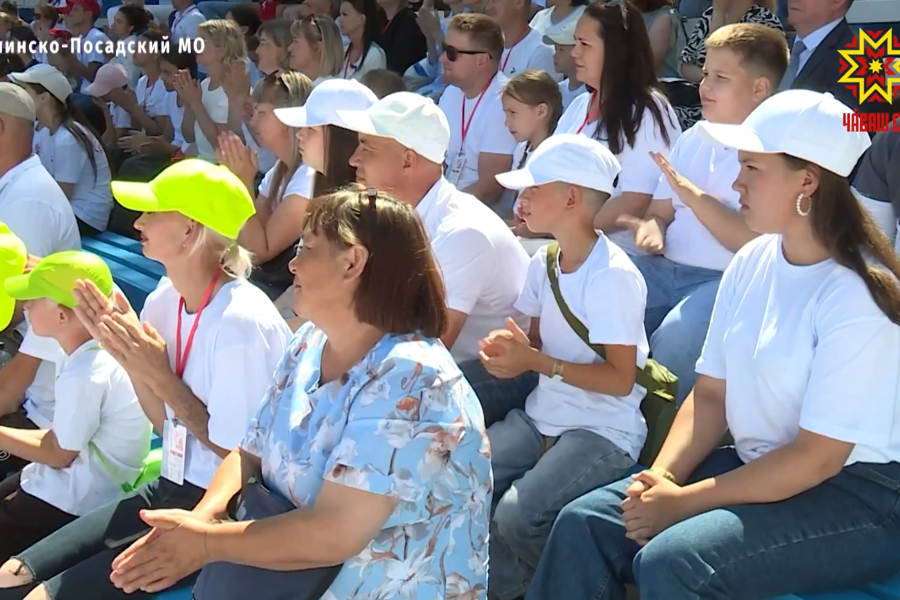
[140,277,291,489]
[194,78,229,162]
[172,4,206,42]
[258,162,314,203]
[0,155,81,258]
[75,28,110,93]
[555,90,682,253]
[110,34,141,90]
[416,177,530,362]
[17,326,66,430]
[341,43,387,81]
[439,73,517,190]
[696,235,900,466]
[530,5,585,34]
[20,341,152,517]
[652,123,741,271]
[165,90,194,155]
[500,28,558,79]
[559,79,586,111]
[33,123,114,232]
[109,101,131,130]
[518,237,649,459]
[135,75,170,119]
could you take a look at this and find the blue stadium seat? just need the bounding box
[152,586,193,600]
[82,232,164,311]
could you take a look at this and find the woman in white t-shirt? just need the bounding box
[338,0,387,81]
[555,2,681,255]
[218,71,313,299]
[177,19,247,163]
[288,15,344,86]
[527,91,900,600]
[12,64,115,236]
[0,159,291,600]
[106,5,150,89]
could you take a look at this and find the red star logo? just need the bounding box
[838,29,900,104]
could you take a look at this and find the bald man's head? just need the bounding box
[0,82,35,152]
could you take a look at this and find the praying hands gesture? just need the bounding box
[71,280,171,382]
[111,509,214,594]
[174,69,202,109]
[479,317,536,379]
[217,131,258,193]
[621,470,698,545]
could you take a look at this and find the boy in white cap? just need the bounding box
[478,133,650,600]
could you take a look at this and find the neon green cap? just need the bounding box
[110,159,256,240]
[4,251,113,309]
[0,223,27,330]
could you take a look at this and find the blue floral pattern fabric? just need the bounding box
[241,323,493,599]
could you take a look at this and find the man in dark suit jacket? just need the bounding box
[782,0,893,123]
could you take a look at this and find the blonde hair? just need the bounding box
[257,18,294,72]
[197,19,248,65]
[291,15,344,77]
[502,70,564,135]
[251,70,313,208]
[194,226,255,279]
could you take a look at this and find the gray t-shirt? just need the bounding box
[854,131,900,214]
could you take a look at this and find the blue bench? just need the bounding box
[82,232,165,312]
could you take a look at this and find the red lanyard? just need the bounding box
[174,269,222,380]
[461,75,495,145]
[576,90,599,134]
[380,15,395,34]
[500,26,530,73]
[172,5,195,31]
[342,48,357,78]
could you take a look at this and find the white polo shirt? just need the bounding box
[652,122,741,271]
[140,277,291,489]
[0,155,81,258]
[439,72,518,190]
[696,234,900,466]
[17,326,66,430]
[33,122,115,232]
[518,237,649,460]
[499,28,558,79]
[416,177,530,362]
[555,90,682,253]
[20,341,152,517]
[172,4,206,43]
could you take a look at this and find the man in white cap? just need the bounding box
[339,91,531,427]
[477,133,650,600]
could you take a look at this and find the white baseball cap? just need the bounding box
[275,79,377,129]
[8,64,72,104]
[543,18,576,46]
[336,92,450,165]
[495,134,621,193]
[697,90,872,178]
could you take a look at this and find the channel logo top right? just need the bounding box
[838,28,900,105]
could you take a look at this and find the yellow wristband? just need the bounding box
[650,467,678,484]
[550,358,564,380]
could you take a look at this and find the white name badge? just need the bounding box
[161,419,188,486]
[446,153,466,186]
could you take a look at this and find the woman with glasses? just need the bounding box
[217,71,314,301]
[103,187,492,600]
[555,0,681,257]
[289,15,345,87]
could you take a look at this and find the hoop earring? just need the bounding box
[796,193,810,217]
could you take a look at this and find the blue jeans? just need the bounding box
[459,360,537,428]
[630,255,721,406]
[488,409,636,600]
[526,448,900,600]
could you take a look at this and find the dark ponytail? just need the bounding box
[785,155,900,325]
[61,95,100,182]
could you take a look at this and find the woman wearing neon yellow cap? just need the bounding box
[0,159,292,600]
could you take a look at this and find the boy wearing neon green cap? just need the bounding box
[0,251,152,562]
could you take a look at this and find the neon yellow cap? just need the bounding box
[110,159,256,240]
[4,251,113,309]
[0,223,27,329]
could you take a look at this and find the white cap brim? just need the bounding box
[335,108,378,137]
[543,33,574,45]
[275,106,314,128]
[495,168,537,191]
[697,121,770,154]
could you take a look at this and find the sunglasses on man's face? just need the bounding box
[441,43,490,62]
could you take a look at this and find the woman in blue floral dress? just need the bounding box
[107,188,493,600]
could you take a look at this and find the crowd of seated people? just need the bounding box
[0,0,896,598]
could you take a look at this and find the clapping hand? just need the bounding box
[217,131,258,192]
[173,69,202,108]
[616,215,665,254]
[478,317,534,379]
